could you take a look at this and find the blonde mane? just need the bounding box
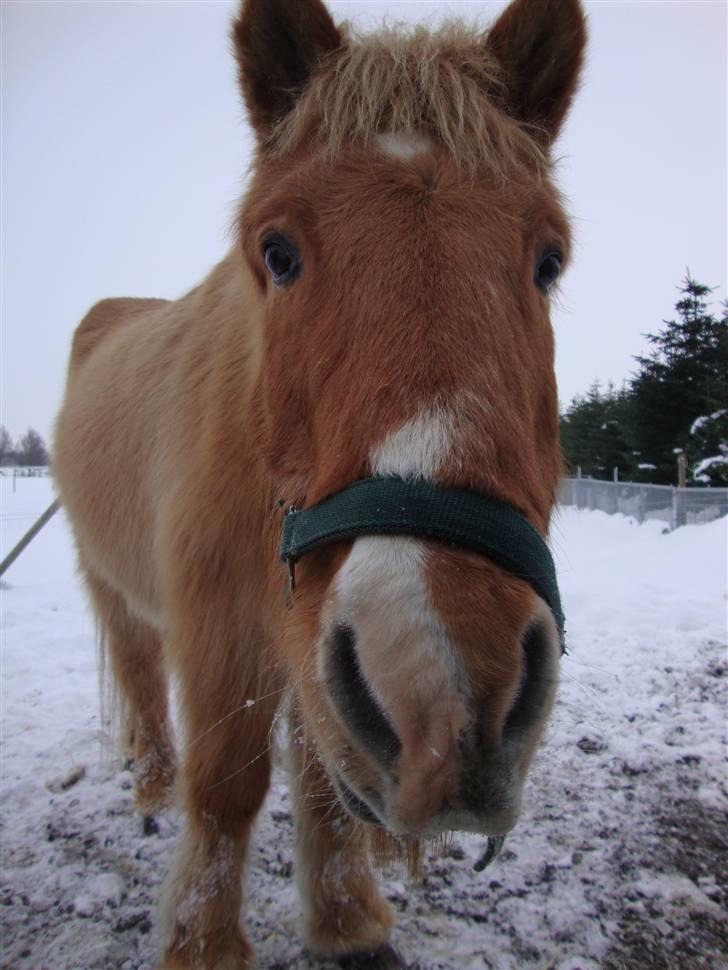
[270,20,548,174]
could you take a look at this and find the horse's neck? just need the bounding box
[183,248,263,402]
[182,249,259,340]
[171,248,273,504]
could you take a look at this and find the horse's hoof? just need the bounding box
[337,943,407,969]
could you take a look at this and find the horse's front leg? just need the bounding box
[289,709,404,969]
[159,609,278,970]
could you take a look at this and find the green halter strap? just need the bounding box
[280,476,565,653]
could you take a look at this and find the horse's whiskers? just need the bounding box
[206,742,274,791]
[184,685,289,750]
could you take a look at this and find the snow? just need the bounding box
[2,478,726,969]
[690,409,727,436]
[694,455,728,477]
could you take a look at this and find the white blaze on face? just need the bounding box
[370,408,455,480]
[337,410,456,659]
[375,131,432,160]
[325,410,468,825]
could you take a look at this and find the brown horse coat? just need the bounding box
[54,1,586,966]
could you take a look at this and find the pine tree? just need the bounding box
[630,278,728,484]
[560,381,604,477]
[560,381,634,480]
[687,408,728,486]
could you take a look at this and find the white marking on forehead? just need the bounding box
[370,409,455,479]
[375,131,432,160]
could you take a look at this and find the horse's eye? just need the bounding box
[535,251,562,294]
[262,234,301,287]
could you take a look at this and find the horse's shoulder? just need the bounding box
[71,297,169,368]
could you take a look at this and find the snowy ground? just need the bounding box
[1,476,726,970]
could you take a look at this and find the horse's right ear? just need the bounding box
[232,0,341,143]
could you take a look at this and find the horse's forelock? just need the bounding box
[268,20,548,176]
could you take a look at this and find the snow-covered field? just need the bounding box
[2,476,726,970]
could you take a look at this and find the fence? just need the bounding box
[0,465,51,486]
[558,478,728,529]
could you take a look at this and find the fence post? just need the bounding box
[0,499,61,578]
[677,453,686,489]
[675,488,687,528]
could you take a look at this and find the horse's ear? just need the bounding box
[486,0,586,145]
[232,0,342,142]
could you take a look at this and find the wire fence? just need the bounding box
[558,478,728,529]
[0,466,50,474]
[2,467,725,534]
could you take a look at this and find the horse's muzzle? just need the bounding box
[319,605,560,838]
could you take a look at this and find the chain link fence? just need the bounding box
[558,478,728,529]
[2,467,725,531]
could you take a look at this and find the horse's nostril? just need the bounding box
[325,624,401,767]
[504,622,556,733]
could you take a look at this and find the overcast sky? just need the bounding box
[2,0,726,443]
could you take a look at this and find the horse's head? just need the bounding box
[236,0,586,838]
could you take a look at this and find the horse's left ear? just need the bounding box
[487,0,587,145]
[232,0,342,143]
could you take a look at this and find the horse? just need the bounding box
[53,0,586,966]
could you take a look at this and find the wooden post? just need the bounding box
[675,454,687,527]
[0,498,61,578]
